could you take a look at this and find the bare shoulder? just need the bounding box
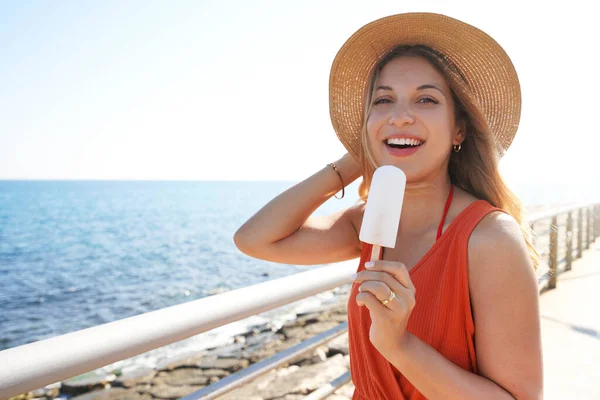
[467,210,535,284]
[469,211,530,260]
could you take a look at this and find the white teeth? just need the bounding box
[386,138,423,146]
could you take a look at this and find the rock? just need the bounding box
[155,352,206,371]
[288,345,329,367]
[244,321,276,336]
[139,384,206,400]
[245,331,284,348]
[61,371,117,396]
[330,313,348,323]
[7,395,28,400]
[210,342,246,358]
[220,396,262,400]
[112,368,157,388]
[199,368,230,378]
[220,355,348,399]
[331,380,355,399]
[280,321,341,341]
[258,354,349,398]
[290,312,328,326]
[153,368,211,386]
[240,335,306,364]
[218,368,289,400]
[195,356,249,372]
[233,335,246,344]
[212,333,285,363]
[238,346,279,364]
[70,387,152,400]
[327,333,349,356]
[29,382,61,399]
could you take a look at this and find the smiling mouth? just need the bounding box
[384,137,424,149]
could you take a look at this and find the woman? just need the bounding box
[234,12,543,400]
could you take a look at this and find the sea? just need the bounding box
[1,179,598,378]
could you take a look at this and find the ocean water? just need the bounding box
[0,180,362,354]
[0,179,598,364]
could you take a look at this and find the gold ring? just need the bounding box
[380,290,396,306]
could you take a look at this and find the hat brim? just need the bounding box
[329,12,521,159]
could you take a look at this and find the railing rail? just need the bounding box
[0,263,355,399]
[1,202,598,400]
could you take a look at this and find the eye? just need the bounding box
[418,97,438,104]
[373,98,392,105]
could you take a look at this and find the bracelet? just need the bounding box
[327,162,345,199]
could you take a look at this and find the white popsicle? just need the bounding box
[359,165,406,262]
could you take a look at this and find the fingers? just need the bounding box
[364,260,416,292]
[356,279,394,302]
[356,290,390,315]
[356,280,415,310]
[354,270,406,295]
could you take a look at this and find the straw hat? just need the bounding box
[329,12,521,159]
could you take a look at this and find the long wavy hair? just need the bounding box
[357,44,540,271]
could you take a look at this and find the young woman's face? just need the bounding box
[366,56,463,183]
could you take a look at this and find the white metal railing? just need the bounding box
[1,202,598,400]
[0,262,355,399]
[527,202,590,224]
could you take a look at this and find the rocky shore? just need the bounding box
[12,287,355,400]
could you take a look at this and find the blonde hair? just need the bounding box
[357,45,540,271]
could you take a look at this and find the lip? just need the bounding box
[384,142,423,157]
[383,133,424,158]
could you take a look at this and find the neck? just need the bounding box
[399,173,453,237]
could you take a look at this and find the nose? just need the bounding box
[388,103,414,127]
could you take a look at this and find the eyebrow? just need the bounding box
[376,84,446,96]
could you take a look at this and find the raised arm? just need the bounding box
[234,153,364,265]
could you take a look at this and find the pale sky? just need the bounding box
[1,0,598,185]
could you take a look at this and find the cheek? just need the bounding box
[365,115,377,136]
[366,112,386,145]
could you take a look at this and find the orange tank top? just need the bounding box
[347,200,502,400]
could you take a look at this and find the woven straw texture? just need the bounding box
[329,12,521,159]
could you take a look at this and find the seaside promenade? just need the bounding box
[539,241,600,399]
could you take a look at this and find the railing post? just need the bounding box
[577,208,583,258]
[596,204,600,240]
[592,204,598,242]
[586,207,591,250]
[566,212,573,271]
[592,204,600,242]
[548,215,558,290]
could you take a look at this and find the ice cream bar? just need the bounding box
[359,165,406,261]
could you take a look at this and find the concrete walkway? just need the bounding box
[540,241,600,399]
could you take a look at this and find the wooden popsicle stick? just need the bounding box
[370,244,382,262]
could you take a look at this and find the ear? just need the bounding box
[453,119,467,145]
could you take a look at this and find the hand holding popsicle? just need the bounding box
[353,259,416,357]
[353,165,417,356]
